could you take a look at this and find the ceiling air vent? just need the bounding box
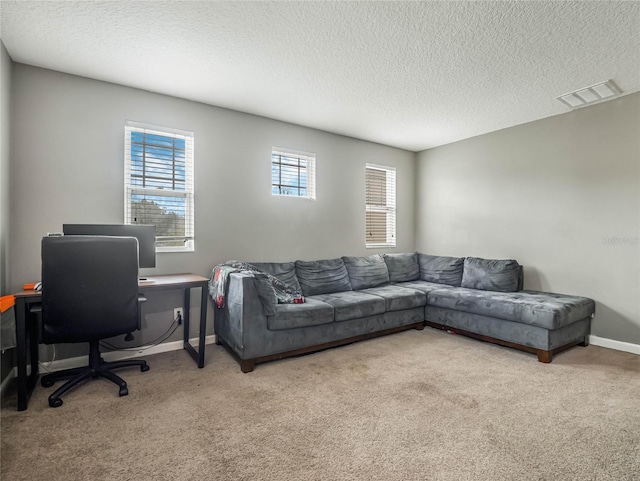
[557,80,621,109]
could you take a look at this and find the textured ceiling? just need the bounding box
[1,1,639,151]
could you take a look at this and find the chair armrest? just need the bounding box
[137,295,147,330]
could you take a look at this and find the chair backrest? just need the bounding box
[41,235,140,344]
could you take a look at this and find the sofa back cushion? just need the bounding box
[342,255,390,290]
[250,262,301,292]
[383,252,420,282]
[461,257,521,292]
[295,258,353,296]
[418,254,464,286]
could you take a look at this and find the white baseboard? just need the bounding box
[11,335,217,377]
[589,335,640,356]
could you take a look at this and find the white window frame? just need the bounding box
[365,163,396,248]
[271,148,316,200]
[124,121,195,253]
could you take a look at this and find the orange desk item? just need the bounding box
[1,294,15,312]
[1,295,17,351]
[13,273,209,411]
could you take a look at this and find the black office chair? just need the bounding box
[39,235,150,408]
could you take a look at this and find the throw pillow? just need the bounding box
[295,258,353,296]
[250,261,302,293]
[461,257,520,292]
[418,254,464,286]
[383,252,420,282]
[342,255,390,290]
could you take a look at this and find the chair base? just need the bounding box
[41,340,149,407]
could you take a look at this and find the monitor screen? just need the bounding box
[62,224,156,268]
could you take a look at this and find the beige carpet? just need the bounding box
[1,328,639,481]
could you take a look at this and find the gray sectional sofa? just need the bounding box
[212,253,595,372]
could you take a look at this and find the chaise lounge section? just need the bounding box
[212,253,595,372]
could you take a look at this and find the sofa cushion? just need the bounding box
[267,298,335,331]
[384,252,420,282]
[250,261,302,292]
[427,288,595,330]
[295,258,353,296]
[461,257,520,292]
[418,254,464,286]
[395,280,455,298]
[311,291,386,322]
[342,255,390,290]
[360,285,426,312]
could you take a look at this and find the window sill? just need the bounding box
[157,245,194,254]
[366,244,396,249]
[272,194,316,201]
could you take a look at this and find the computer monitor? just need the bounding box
[62,224,156,268]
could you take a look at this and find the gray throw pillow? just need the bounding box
[342,255,390,290]
[383,252,419,282]
[461,257,520,292]
[295,258,353,296]
[250,261,301,292]
[418,254,464,286]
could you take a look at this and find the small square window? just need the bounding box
[271,149,316,200]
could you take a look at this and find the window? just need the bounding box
[271,148,316,199]
[366,163,396,248]
[124,121,194,252]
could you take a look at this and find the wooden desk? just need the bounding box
[13,273,209,411]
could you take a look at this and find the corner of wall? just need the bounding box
[1,40,15,384]
[1,40,13,297]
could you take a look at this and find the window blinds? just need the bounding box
[124,122,194,250]
[366,164,396,247]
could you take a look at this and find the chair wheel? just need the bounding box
[119,387,128,397]
[41,378,54,388]
[49,397,63,408]
[141,364,150,372]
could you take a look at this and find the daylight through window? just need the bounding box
[271,149,316,199]
[124,122,194,252]
[366,163,396,247]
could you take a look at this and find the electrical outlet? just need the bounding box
[174,308,183,324]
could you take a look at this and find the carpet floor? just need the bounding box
[1,328,639,481]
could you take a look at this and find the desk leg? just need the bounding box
[198,285,207,368]
[15,299,39,411]
[15,298,28,411]
[28,309,40,391]
[182,288,191,348]
[182,285,208,368]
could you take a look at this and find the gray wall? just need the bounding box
[10,64,416,358]
[1,42,14,379]
[7,61,638,365]
[416,92,640,345]
[1,43,11,297]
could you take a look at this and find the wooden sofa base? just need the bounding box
[425,321,588,363]
[218,321,425,373]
